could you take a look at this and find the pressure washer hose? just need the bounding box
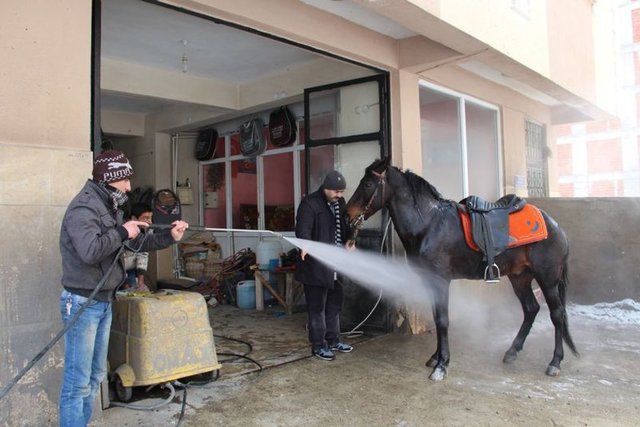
[341,217,392,338]
[108,381,177,411]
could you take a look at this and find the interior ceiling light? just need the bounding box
[180,39,188,73]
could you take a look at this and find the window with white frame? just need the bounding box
[419,82,501,201]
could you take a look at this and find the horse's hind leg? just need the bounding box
[537,274,569,376]
[503,272,540,363]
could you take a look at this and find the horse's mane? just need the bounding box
[398,168,444,201]
[366,159,449,204]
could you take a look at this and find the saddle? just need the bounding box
[459,194,527,283]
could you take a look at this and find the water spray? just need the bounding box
[286,237,433,308]
[150,224,430,308]
[148,189,430,319]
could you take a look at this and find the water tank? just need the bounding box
[236,280,256,309]
[256,239,283,270]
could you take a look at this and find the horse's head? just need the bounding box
[345,157,391,239]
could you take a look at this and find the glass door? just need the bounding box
[304,74,389,230]
[303,74,391,331]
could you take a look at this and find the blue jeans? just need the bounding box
[59,289,112,427]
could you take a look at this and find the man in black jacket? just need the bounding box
[295,170,353,361]
[58,150,188,426]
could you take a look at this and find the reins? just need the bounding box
[349,169,386,235]
[367,169,386,215]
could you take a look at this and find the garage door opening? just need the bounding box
[96,0,392,404]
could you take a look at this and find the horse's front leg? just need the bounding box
[425,296,439,368]
[426,278,450,381]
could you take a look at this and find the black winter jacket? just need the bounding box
[294,187,349,288]
[59,180,176,302]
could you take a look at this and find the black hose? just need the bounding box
[179,369,220,387]
[171,338,262,427]
[214,334,254,360]
[215,352,263,372]
[175,385,188,427]
[0,244,126,401]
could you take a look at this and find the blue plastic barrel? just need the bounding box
[236,280,256,309]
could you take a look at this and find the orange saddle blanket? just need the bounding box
[458,203,548,252]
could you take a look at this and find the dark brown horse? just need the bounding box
[345,158,578,381]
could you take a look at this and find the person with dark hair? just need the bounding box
[123,202,154,291]
[58,150,189,427]
[295,170,354,361]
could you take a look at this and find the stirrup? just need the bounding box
[484,263,501,283]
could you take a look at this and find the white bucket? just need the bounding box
[256,240,283,270]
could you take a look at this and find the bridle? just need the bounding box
[349,169,387,237]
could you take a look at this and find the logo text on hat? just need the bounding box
[108,161,132,171]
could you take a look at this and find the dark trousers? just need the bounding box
[303,281,343,350]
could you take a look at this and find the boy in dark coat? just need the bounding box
[295,170,353,361]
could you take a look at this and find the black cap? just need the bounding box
[322,170,346,190]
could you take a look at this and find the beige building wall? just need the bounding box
[391,70,423,173]
[0,0,93,424]
[502,108,529,196]
[0,0,619,424]
[171,0,400,70]
[437,0,551,75]
[432,0,614,113]
[547,0,597,104]
[1,2,92,151]
[591,0,620,117]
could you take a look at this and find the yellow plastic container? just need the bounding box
[109,290,221,390]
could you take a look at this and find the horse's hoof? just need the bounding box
[429,366,447,381]
[425,357,437,368]
[503,350,517,364]
[545,365,561,376]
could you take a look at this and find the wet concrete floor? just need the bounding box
[98,288,640,427]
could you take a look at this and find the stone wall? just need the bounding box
[528,197,640,304]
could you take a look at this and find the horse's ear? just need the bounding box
[374,156,391,173]
[368,157,391,174]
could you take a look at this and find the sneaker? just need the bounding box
[312,347,335,361]
[330,342,353,353]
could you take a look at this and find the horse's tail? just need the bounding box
[560,261,580,358]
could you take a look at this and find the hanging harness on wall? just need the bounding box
[152,189,182,224]
[239,118,266,157]
[268,106,296,147]
[195,128,218,161]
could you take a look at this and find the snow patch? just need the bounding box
[567,299,640,326]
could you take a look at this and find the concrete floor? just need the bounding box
[98,290,640,427]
